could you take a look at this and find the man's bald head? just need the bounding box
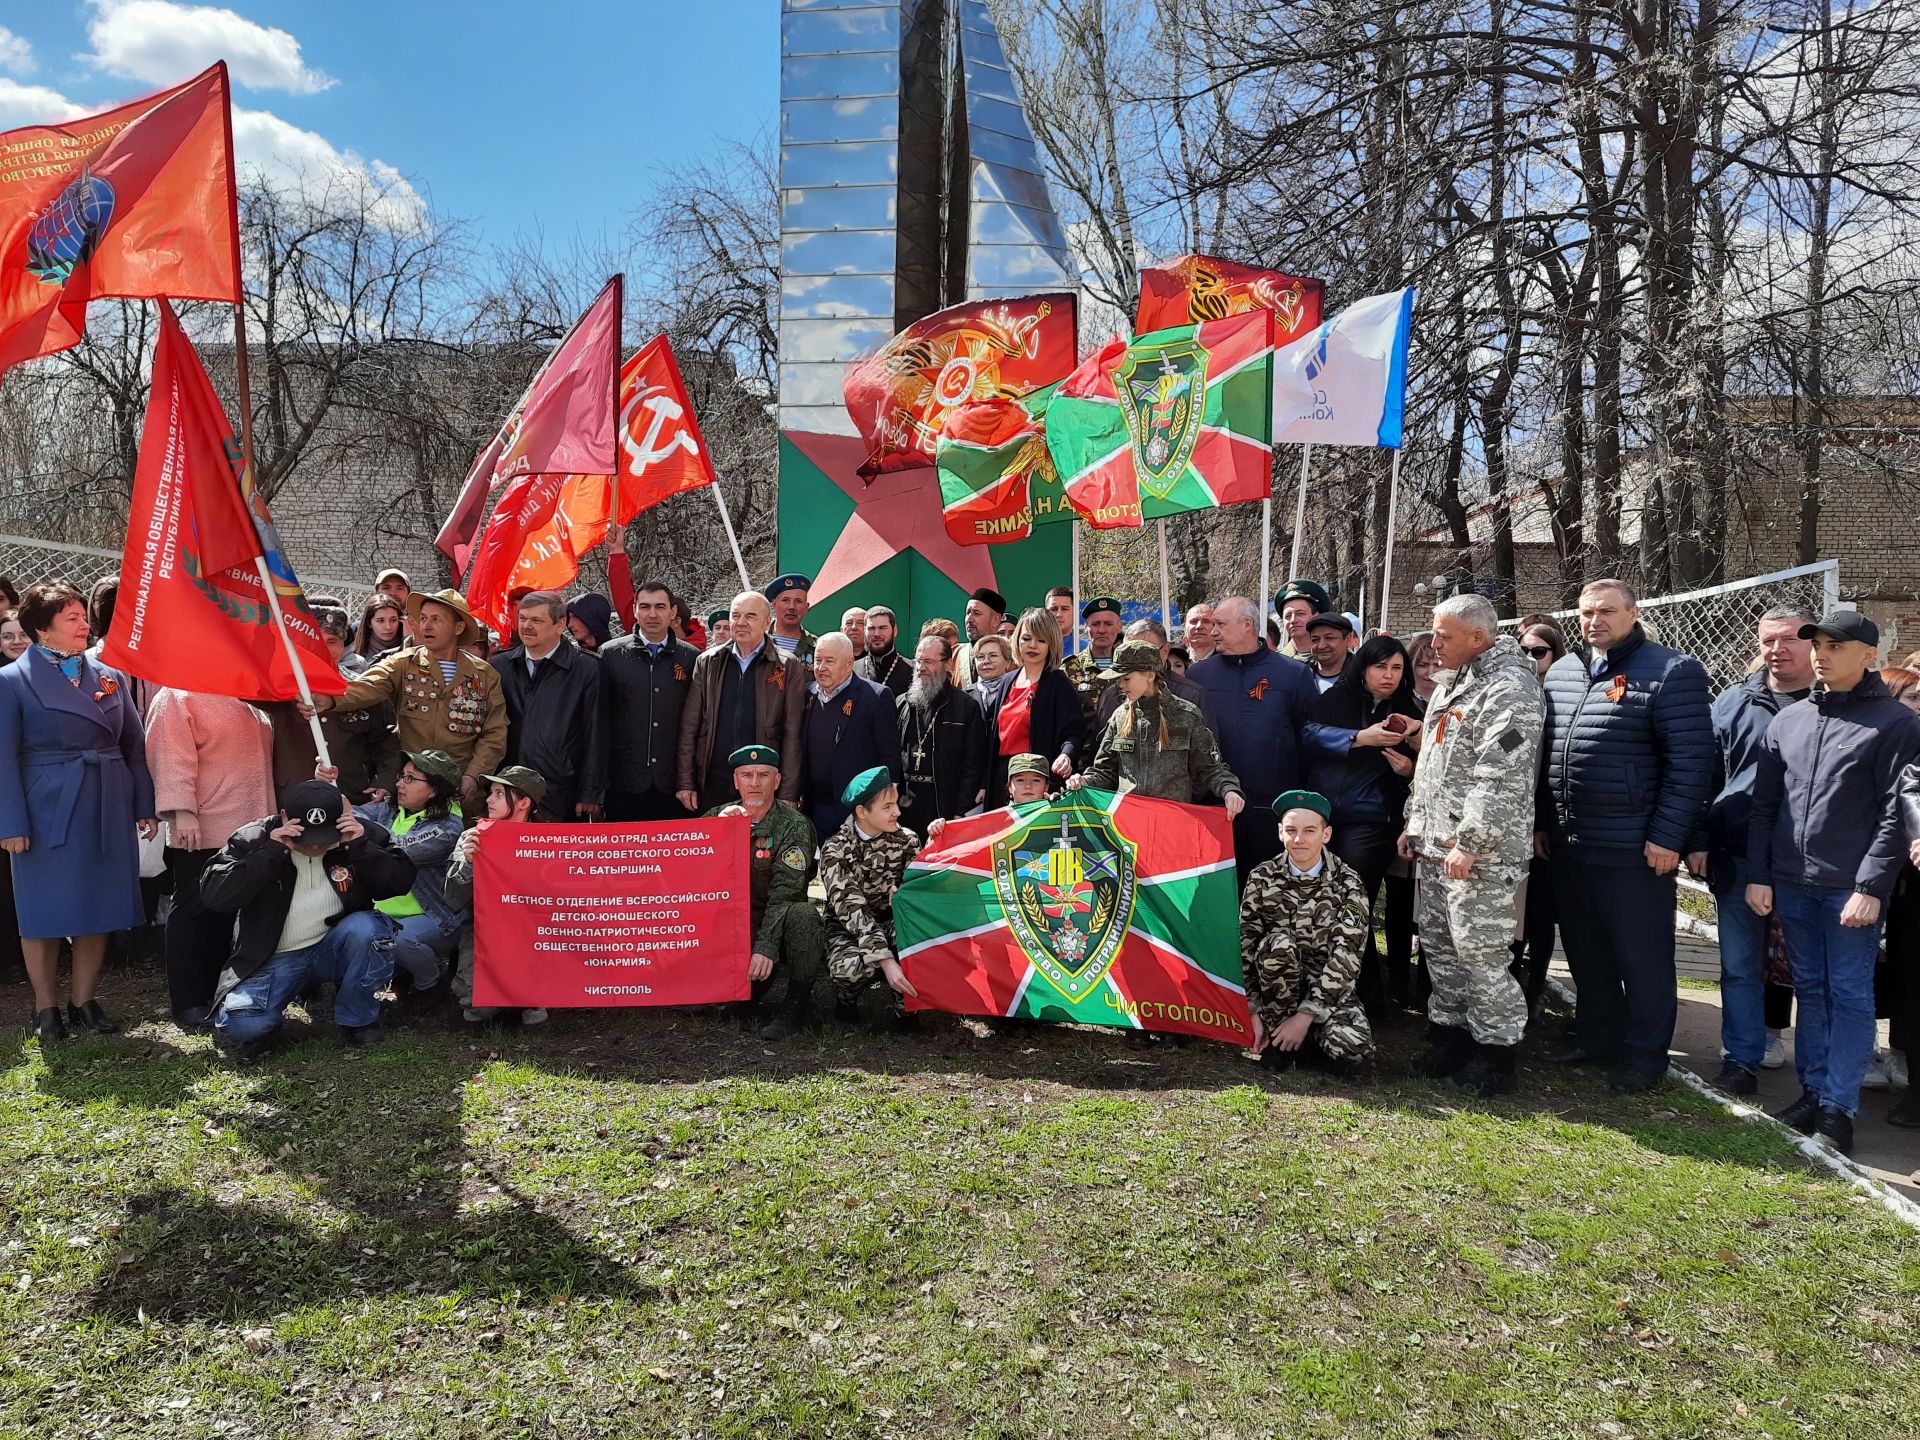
[1213,596,1260,655]
[730,592,770,650]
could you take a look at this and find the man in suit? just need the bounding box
[800,632,903,838]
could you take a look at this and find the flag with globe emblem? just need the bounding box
[892,790,1251,1045]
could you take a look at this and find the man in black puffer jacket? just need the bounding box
[1538,578,1714,1092]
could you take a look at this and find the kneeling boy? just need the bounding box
[1239,789,1374,1070]
[820,767,920,1021]
[447,766,551,1025]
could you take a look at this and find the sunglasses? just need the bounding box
[1522,645,1555,660]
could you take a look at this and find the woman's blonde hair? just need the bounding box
[1013,607,1062,671]
[1114,668,1170,746]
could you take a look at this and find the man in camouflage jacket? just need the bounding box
[1403,595,1546,1096]
[1239,791,1373,1066]
[820,767,921,1017]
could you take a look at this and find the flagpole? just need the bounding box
[219,77,330,768]
[1156,518,1172,639]
[1379,448,1402,635]
[1070,520,1082,656]
[1287,442,1312,580]
[1259,498,1273,629]
[711,481,753,592]
[607,274,624,563]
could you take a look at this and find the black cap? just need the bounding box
[278,780,345,847]
[1304,611,1354,635]
[969,587,1007,615]
[1799,611,1879,647]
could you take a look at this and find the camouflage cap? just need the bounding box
[729,743,780,770]
[402,749,462,789]
[482,766,548,802]
[1272,788,1332,821]
[1096,638,1164,680]
[1005,753,1051,780]
[841,765,895,809]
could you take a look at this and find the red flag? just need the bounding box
[843,293,1076,477]
[436,275,623,574]
[99,303,343,701]
[498,334,717,597]
[0,65,238,375]
[1135,255,1322,345]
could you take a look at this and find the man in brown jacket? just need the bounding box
[307,589,508,809]
[676,591,805,811]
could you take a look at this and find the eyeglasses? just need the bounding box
[1522,645,1555,660]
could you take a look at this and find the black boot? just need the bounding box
[66,999,118,1034]
[32,1006,65,1044]
[1447,1042,1517,1098]
[759,982,812,1041]
[1814,1106,1854,1156]
[1773,1088,1822,1134]
[1410,1023,1475,1079]
[1888,1091,1920,1129]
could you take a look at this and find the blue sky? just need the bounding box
[0,2,778,251]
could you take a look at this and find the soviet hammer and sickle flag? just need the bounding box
[0,64,239,375]
[1040,308,1275,531]
[892,789,1251,1046]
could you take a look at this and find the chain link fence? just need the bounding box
[1503,561,1842,692]
[0,533,366,613]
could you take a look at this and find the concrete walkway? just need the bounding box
[1552,937,1919,1201]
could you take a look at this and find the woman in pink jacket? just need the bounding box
[145,689,276,1027]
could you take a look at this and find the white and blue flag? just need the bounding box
[1271,287,1413,448]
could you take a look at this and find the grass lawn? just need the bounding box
[1,972,1916,1439]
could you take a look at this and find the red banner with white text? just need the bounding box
[473,819,751,1007]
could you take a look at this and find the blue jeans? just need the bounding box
[389,912,457,990]
[214,910,396,1045]
[1772,883,1884,1116]
[1715,873,1768,1073]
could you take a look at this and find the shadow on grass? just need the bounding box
[22,971,1812,1323]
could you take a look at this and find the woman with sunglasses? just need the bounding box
[1512,620,1569,1015]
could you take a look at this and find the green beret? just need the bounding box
[841,766,895,809]
[1006,753,1050,780]
[1081,596,1122,620]
[1272,789,1332,821]
[482,766,548,802]
[1275,578,1330,613]
[1097,638,1164,681]
[729,744,780,770]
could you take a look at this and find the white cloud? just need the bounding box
[83,0,334,95]
[0,27,35,76]
[232,107,425,230]
[0,77,91,129]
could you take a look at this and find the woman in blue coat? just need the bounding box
[0,584,157,1042]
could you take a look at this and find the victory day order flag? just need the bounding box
[934,383,1057,547]
[1042,308,1274,529]
[893,790,1251,1046]
[844,292,1076,477]
[1135,254,1323,345]
[100,302,343,701]
[0,64,238,375]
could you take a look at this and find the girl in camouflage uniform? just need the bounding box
[1072,640,1245,815]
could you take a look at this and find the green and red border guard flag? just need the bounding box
[100,302,343,701]
[844,292,1077,478]
[0,63,239,375]
[1042,307,1274,529]
[1135,254,1323,346]
[893,789,1252,1046]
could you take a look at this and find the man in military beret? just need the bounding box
[820,767,921,1025]
[306,589,508,810]
[707,744,824,1041]
[1063,596,1125,727]
[764,573,817,666]
[1239,790,1374,1071]
[1275,578,1329,660]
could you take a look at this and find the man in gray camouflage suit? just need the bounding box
[1402,593,1545,1096]
[1239,790,1374,1070]
[820,766,922,1024]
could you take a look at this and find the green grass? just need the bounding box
[1,971,1916,1439]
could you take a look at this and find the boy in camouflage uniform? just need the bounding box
[1239,790,1374,1070]
[820,767,921,1023]
[447,767,551,1027]
[1071,640,1246,811]
[705,744,824,1040]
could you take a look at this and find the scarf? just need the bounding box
[35,643,84,686]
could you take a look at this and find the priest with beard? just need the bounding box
[854,604,913,697]
[897,634,989,834]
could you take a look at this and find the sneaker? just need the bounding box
[462,1006,494,1023]
[1888,1051,1911,1090]
[1607,1067,1664,1095]
[1761,1030,1788,1070]
[520,1008,548,1026]
[1773,1088,1821,1134]
[1710,1062,1758,1097]
[1813,1106,1854,1156]
[1860,1050,1892,1090]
